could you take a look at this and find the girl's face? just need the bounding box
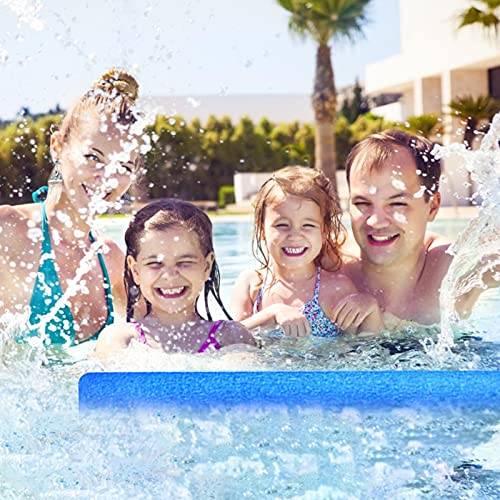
[52,109,139,213]
[128,226,214,321]
[262,195,324,272]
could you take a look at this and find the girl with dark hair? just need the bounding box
[95,199,254,357]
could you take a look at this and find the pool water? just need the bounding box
[0,216,498,497]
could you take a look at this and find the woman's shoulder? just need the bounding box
[0,203,38,232]
[0,204,41,253]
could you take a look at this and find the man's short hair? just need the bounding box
[345,129,442,201]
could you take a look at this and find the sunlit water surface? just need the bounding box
[0,215,498,497]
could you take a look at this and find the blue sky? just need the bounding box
[0,0,400,120]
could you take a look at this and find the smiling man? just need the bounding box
[342,129,494,329]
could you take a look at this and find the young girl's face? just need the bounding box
[128,225,214,320]
[262,194,324,270]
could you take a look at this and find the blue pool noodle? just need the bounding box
[79,371,500,410]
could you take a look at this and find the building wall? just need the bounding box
[366,0,500,94]
[365,0,500,206]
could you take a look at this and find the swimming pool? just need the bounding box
[0,216,498,497]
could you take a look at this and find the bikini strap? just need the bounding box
[90,231,115,324]
[131,320,147,344]
[32,186,48,204]
[252,270,271,314]
[198,319,224,352]
[39,201,52,255]
[253,287,263,314]
[313,266,321,300]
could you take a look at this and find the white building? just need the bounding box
[365,0,500,205]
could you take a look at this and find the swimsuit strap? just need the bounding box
[32,186,48,204]
[40,201,53,254]
[198,319,224,353]
[131,320,147,344]
[252,270,272,314]
[253,287,263,314]
[90,231,115,327]
[313,266,322,300]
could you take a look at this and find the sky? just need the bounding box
[0,0,400,120]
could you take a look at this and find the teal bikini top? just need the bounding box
[27,187,114,346]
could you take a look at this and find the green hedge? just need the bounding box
[218,185,235,208]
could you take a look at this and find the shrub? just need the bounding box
[218,185,235,208]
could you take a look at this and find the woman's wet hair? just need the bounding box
[57,68,141,144]
[345,129,442,201]
[252,166,346,281]
[124,198,231,322]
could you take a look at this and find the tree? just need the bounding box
[449,94,499,202]
[397,113,444,141]
[449,94,499,149]
[340,79,370,123]
[458,0,500,37]
[277,0,372,194]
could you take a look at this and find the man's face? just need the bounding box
[348,148,440,268]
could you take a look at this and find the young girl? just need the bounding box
[231,166,383,337]
[95,199,255,357]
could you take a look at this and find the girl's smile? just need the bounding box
[129,225,214,322]
[263,195,323,273]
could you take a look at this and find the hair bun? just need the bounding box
[93,68,139,102]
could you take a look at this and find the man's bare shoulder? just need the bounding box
[426,240,453,272]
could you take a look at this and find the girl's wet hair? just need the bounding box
[124,198,231,322]
[252,166,346,279]
[57,68,140,144]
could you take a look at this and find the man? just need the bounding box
[342,129,497,328]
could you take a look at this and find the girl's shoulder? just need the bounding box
[235,268,263,287]
[235,268,266,298]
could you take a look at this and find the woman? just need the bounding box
[0,68,144,346]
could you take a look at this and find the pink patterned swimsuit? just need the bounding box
[132,319,224,352]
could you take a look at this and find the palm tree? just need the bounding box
[449,94,499,202]
[277,0,371,194]
[457,0,500,36]
[399,114,444,141]
[449,94,499,149]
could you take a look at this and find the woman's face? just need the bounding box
[53,109,140,214]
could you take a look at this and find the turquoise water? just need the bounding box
[0,216,498,497]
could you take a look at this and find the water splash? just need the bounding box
[0,0,44,30]
[427,112,500,359]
